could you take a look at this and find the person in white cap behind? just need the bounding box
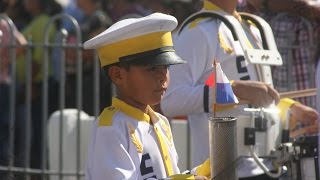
[84,13,209,180]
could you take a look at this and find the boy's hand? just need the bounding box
[232,80,280,107]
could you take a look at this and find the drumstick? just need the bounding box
[239,88,317,104]
[279,88,317,99]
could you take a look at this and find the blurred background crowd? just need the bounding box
[1,0,320,179]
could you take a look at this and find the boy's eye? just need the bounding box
[147,66,158,71]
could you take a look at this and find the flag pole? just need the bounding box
[213,59,217,118]
[209,59,238,179]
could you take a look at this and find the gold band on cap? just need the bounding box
[97,31,173,67]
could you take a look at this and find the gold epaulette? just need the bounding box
[98,106,118,127]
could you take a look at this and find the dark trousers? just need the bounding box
[15,78,59,180]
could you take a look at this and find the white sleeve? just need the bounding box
[161,26,216,117]
[90,126,138,180]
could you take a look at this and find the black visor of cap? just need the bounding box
[118,46,186,66]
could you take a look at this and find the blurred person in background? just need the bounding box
[140,0,173,15]
[0,0,31,30]
[103,0,148,21]
[170,0,202,24]
[0,13,27,180]
[60,0,85,33]
[136,0,202,28]
[15,0,62,178]
[238,0,320,109]
[51,0,84,83]
[63,0,113,115]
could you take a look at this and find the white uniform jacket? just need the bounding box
[161,0,281,178]
[86,97,186,180]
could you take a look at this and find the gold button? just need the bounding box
[165,156,168,160]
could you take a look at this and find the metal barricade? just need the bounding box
[0,13,109,180]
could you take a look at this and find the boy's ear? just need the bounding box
[109,66,124,85]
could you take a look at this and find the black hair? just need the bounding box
[33,0,62,28]
[38,0,62,16]
[0,1,8,12]
[103,61,132,82]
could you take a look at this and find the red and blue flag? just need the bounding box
[215,63,239,104]
[205,63,239,105]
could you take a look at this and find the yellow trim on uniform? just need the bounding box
[128,123,143,153]
[218,32,234,54]
[154,124,174,176]
[159,120,173,147]
[203,0,220,11]
[242,26,254,49]
[233,11,242,22]
[97,31,173,67]
[187,0,220,30]
[195,159,211,178]
[204,0,242,21]
[98,106,119,127]
[112,97,150,123]
[169,174,195,179]
[204,1,235,54]
[215,104,236,112]
[247,20,257,27]
[277,98,298,124]
[204,0,254,50]
[189,18,206,29]
[148,107,174,176]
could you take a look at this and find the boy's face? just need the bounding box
[112,64,170,108]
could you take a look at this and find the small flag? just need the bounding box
[205,73,215,86]
[215,63,239,104]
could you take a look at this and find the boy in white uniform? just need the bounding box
[84,13,210,180]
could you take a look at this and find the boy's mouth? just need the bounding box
[155,87,167,92]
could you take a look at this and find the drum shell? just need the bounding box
[237,115,281,157]
[290,136,319,180]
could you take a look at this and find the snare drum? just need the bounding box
[237,109,282,158]
[286,135,319,180]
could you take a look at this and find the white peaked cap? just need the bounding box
[83,13,186,67]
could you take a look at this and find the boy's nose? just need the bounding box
[157,66,169,82]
